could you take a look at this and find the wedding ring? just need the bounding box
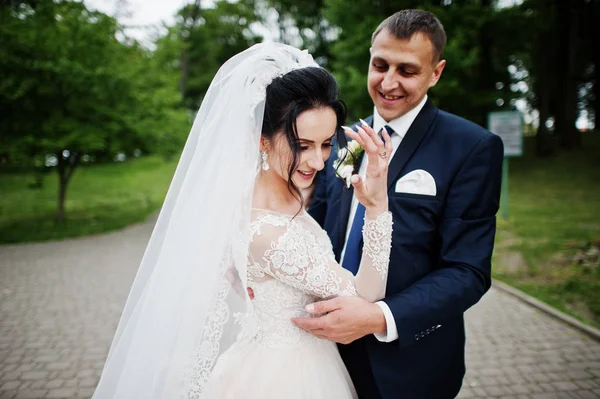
[379,151,387,159]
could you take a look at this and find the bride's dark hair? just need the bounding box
[262,66,347,211]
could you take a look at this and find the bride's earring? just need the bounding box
[261,151,270,171]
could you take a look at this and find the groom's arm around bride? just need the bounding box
[297,9,503,399]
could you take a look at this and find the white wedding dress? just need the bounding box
[202,208,393,398]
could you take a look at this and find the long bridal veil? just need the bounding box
[92,43,318,398]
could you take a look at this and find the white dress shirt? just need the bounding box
[340,95,428,343]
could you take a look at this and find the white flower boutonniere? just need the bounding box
[332,140,364,188]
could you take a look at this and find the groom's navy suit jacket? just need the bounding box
[309,99,504,399]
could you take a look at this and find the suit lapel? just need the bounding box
[335,116,373,258]
[387,99,438,192]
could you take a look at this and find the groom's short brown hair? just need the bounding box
[372,9,447,63]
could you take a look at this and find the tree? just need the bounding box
[512,0,595,153]
[0,0,188,222]
[553,0,584,149]
[174,0,262,109]
[264,0,335,67]
[179,0,202,99]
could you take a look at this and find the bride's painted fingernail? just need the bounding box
[351,175,360,184]
[359,118,369,127]
[341,125,351,130]
[305,304,315,313]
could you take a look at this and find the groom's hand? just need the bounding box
[292,296,386,344]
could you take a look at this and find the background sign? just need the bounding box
[488,111,523,157]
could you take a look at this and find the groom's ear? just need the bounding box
[428,59,446,88]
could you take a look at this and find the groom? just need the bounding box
[297,9,504,399]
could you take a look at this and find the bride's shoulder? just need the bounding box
[248,208,315,241]
[249,208,292,238]
[250,208,293,223]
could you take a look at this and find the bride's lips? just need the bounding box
[297,170,316,180]
[379,92,405,105]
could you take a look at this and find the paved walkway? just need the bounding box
[1,218,599,399]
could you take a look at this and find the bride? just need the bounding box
[93,42,393,398]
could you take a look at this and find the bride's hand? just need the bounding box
[342,121,392,217]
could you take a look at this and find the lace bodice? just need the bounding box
[244,208,392,348]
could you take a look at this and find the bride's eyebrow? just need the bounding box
[297,134,335,144]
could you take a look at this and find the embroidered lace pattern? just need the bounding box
[362,212,393,281]
[236,209,393,349]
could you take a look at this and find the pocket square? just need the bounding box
[395,169,437,196]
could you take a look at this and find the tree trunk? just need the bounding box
[591,2,600,129]
[595,62,600,129]
[477,0,494,128]
[180,49,190,97]
[180,0,201,98]
[532,1,557,156]
[56,171,67,224]
[56,152,67,223]
[536,85,555,156]
[554,0,582,150]
[535,42,555,156]
[55,151,80,224]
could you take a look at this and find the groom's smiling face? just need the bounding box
[368,30,446,122]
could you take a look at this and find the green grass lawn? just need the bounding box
[0,156,177,243]
[492,132,600,328]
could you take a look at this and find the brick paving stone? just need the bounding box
[61,381,77,390]
[47,388,76,398]
[0,383,19,392]
[575,380,599,390]
[20,372,47,382]
[76,388,94,398]
[570,391,599,399]
[1,216,599,399]
[550,382,580,391]
[27,382,45,390]
[14,390,47,399]
[44,381,63,391]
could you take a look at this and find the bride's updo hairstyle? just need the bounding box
[261,66,347,208]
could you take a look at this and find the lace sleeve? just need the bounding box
[355,211,393,301]
[249,211,392,302]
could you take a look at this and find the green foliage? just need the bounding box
[264,0,333,66]
[0,0,189,220]
[0,1,188,160]
[175,0,262,109]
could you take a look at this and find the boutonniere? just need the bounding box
[332,140,364,188]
